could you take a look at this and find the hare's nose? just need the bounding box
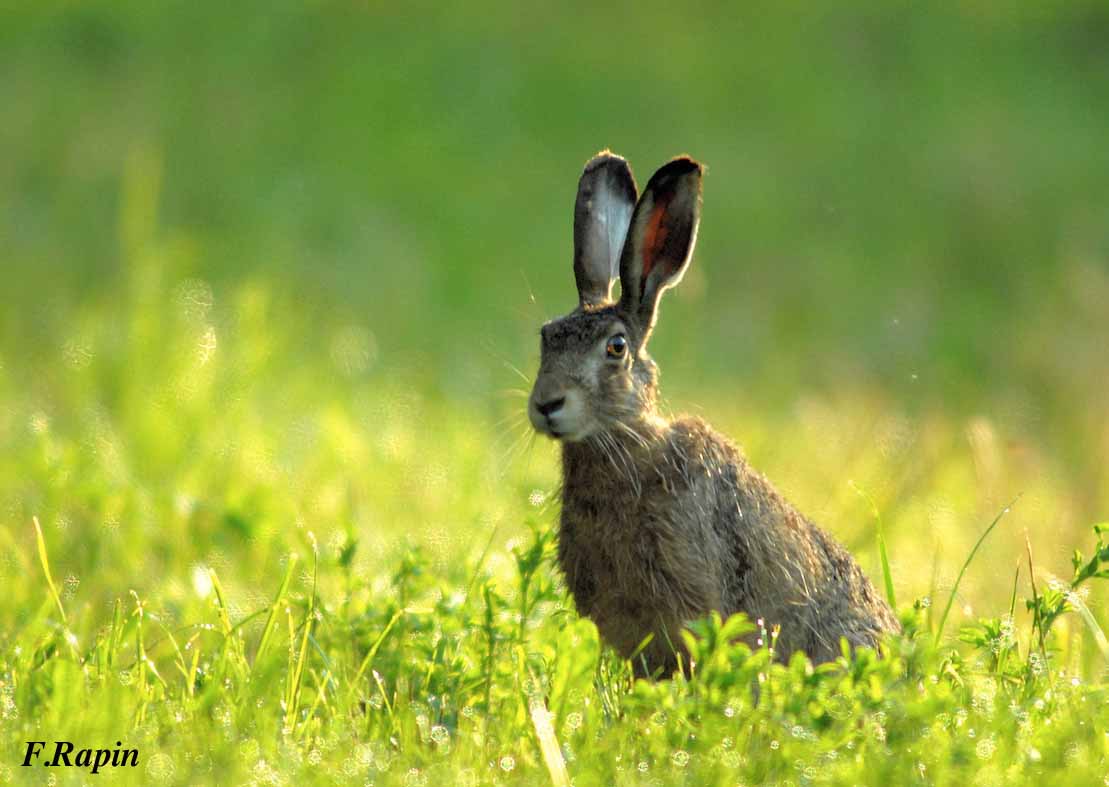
[536,397,565,417]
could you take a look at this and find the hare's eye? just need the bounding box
[605,334,627,359]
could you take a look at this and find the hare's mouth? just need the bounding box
[527,390,592,442]
[537,422,596,443]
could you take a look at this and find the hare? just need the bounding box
[527,151,899,675]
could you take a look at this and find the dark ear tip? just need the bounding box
[661,155,704,178]
[642,156,704,195]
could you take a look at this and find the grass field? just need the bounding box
[3,2,1109,784]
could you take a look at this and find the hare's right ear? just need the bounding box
[617,157,702,336]
[573,151,638,308]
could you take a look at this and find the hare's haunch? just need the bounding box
[528,151,899,674]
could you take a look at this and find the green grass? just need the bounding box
[3,1,1109,784]
[5,473,1109,784]
[2,209,1108,785]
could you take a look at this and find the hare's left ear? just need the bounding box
[617,156,703,335]
[573,151,638,308]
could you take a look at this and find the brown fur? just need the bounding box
[529,153,899,676]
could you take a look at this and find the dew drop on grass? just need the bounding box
[499,756,515,772]
[29,412,49,434]
[770,740,780,750]
[174,279,214,321]
[190,565,213,599]
[565,711,583,731]
[671,750,690,768]
[196,326,218,365]
[0,693,17,722]
[118,670,133,686]
[1029,653,1045,677]
[62,339,94,369]
[976,738,996,760]
[355,745,374,766]
[239,738,260,760]
[145,753,175,782]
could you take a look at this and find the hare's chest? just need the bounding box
[559,498,704,660]
[559,495,680,604]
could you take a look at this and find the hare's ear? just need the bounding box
[617,157,703,334]
[573,151,638,308]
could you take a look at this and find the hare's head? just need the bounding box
[528,152,703,442]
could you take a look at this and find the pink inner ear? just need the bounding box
[640,193,673,285]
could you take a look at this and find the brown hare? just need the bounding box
[527,151,899,675]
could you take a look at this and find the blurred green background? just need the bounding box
[2,1,1108,633]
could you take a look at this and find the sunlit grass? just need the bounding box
[1,188,1107,784]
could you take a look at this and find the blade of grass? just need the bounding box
[849,482,896,610]
[33,516,67,624]
[934,497,1019,644]
[927,545,940,634]
[1066,591,1109,663]
[208,566,249,676]
[253,553,298,672]
[528,692,570,787]
[352,610,402,688]
[208,568,235,636]
[285,544,318,734]
[1025,532,1047,664]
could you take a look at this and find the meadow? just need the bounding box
[2,2,1109,784]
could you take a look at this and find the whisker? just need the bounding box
[495,421,536,477]
[611,431,642,498]
[477,338,535,386]
[613,420,650,451]
[598,429,641,498]
[520,430,540,479]
[502,360,531,385]
[519,268,543,311]
[492,410,529,430]
[592,433,624,485]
